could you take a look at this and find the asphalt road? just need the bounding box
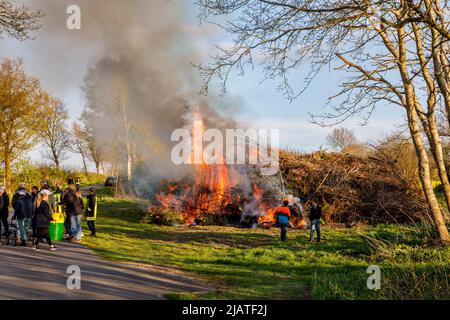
[0,241,211,300]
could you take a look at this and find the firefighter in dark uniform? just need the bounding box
[85,187,97,237]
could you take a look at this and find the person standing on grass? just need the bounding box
[31,186,39,203]
[54,182,64,195]
[63,184,83,242]
[309,201,322,242]
[85,187,97,237]
[76,190,84,213]
[42,185,56,215]
[32,192,56,251]
[275,200,291,241]
[12,182,33,247]
[30,186,39,238]
[0,187,9,242]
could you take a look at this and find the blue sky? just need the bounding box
[2,1,404,169]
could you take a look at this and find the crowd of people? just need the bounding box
[0,179,97,251]
[275,200,322,242]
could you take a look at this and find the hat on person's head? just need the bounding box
[40,189,52,196]
[18,182,26,188]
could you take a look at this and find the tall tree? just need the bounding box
[111,81,135,182]
[0,0,43,40]
[82,68,138,181]
[0,58,46,190]
[195,0,450,242]
[71,123,89,175]
[80,110,103,174]
[41,97,71,169]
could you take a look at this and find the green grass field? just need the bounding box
[82,193,450,300]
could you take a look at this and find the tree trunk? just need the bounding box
[412,21,450,218]
[127,153,132,182]
[4,154,11,192]
[54,156,60,170]
[415,107,450,219]
[398,22,450,243]
[81,153,88,175]
[408,107,449,242]
[428,115,450,219]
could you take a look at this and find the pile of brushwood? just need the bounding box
[280,150,427,224]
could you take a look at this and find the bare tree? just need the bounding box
[71,123,89,175]
[327,127,358,152]
[80,110,103,174]
[370,133,419,183]
[82,69,137,181]
[111,81,135,182]
[0,0,43,40]
[195,0,450,242]
[0,58,46,190]
[41,97,71,169]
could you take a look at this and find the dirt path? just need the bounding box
[0,241,212,300]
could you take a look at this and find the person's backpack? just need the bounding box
[278,214,289,224]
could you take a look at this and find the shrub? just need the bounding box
[143,207,183,226]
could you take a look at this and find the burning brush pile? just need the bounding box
[280,150,427,224]
[144,149,427,227]
[144,150,428,227]
[145,163,285,227]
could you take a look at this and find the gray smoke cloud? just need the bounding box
[15,0,243,195]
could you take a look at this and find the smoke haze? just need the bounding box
[12,0,243,193]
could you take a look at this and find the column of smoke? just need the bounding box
[24,0,249,197]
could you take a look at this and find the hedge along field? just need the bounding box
[2,159,106,191]
[82,194,450,300]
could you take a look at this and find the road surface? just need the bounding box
[0,241,212,300]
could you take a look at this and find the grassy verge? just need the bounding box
[82,195,450,300]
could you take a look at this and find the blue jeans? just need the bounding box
[280,224,288,241]
[17,218,31,241]
[310,219,321,241]
[70,215,82,240]
[64,216,71,235]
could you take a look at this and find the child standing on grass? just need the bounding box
[275,200,291,241]
[33,192,56,251]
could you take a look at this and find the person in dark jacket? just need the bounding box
[12,183,33,246]
[85,188,97,237]
[30,186,39,238]
[76,191,84,212]
[309,201,322,242]
[275,200,292,241]
[63,184,82,242]
[0,187,9,240]
[32,192,56,251]
[41,185,56,215]
[54,182,64,195]
[31,186,39,203]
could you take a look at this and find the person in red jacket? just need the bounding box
[275,200,291,241]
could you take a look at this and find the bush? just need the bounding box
[196,213,226,226]
[142,207,183,226]
[6,159,107,192]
